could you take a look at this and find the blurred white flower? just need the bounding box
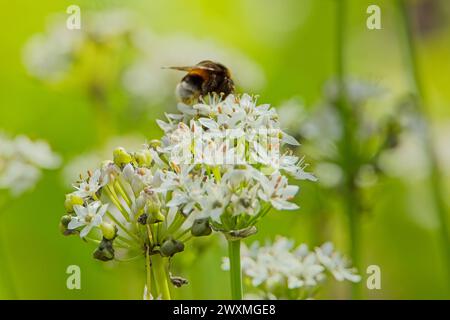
[0,133,61,196]
[85,9,135,42]
[22,10,138,82]
[324,78,387,106]
[315,162,343,188]
[22,18,84,81]
[123,33,265,102]
[0,161,41,196]
[315,242,361,283]
[222,237,360,299]
[277,98,308,134]
[23,9,265,107]
[14,135,61,169]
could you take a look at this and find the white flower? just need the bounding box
[69,201,108,238]
[0,132,60,196]
[198,180,231,222]
[22,19,83,81]
[223,237,360,299]
[73,169,104,199]
[257,172,299,210]
[315,242,361,283]
[0,161,41,196]
[14,135,61,169]
[166,174,204,216]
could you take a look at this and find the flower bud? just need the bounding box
[60,215,72,228]
[160,239,184,257]
[100,222,117,240]
[147,201,165,224]
[64,194,83,213]
[93,238,115,261]
[60,215,78,236]
[113,147,132,167]
[148,140,161,148]
[191,218,212,237]
[134,150,152,167]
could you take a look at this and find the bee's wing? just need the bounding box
[163,65,216,72]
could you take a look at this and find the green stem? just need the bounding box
[395,0,450,291]
[114,180,132,208]
[152,254,171,300]
[106,212,140,243]
[335,0,361,299]
[145,249,152,300]
[165,213,186,238]
[105,185,130,222]
[227,239,243,300]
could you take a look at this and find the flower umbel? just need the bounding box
[60,93,315,300]
[222,237,360,299]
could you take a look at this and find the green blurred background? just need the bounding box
[0,0,449,299]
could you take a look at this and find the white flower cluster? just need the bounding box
[222,237,360,299]
[0,133,61,196]
[22,10,136,82]
[156,94,315,234]
[23,10,264,103]
[277,79,403,189]
[61,143,186,260]
[61,94,315,259]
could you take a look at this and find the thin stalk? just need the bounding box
[395,0,450,290]
[335,0,361,299]
[114,180,132,208]
[106,212,140,243]
[145,249,152,300]
[105,185,130,222]
[179,234,193,243]
[152,254,171,300]
[165,213,186,237]
[227,239,243,300]
[174,227,191,240]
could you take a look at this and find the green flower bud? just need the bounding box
[60,215,72,228]
[93,238,115,261]
[100,222,117,240]
[134,150,152,167]
[147,201,165,224]
[160,239,184,257]
[113,147,132,167]
[191,218,212,237]
[64,194,83,213]
[148,140,161,148]
[60,215,78,236]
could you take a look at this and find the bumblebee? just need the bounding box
[166,60,235,104]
